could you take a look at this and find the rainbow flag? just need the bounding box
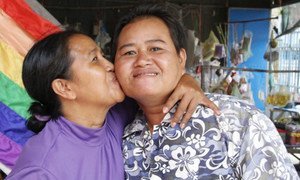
[0,0,61,175]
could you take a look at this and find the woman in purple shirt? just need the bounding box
[6,31,217,179]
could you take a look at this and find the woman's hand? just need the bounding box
[163,74,220,128]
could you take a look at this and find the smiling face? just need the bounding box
[114,17,186,104]
[67,34,125,108]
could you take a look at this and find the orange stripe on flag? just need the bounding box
[0,0,61,40]
[0,9,35,56]
[0,40,24,88]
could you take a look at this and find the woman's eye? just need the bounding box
[151,47,161,52]
[92,57,98,62]
[123,51,136,56]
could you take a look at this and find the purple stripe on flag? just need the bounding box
[0,131,22,169]
[0,102,34,146]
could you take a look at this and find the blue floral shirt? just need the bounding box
[122,94,299,180]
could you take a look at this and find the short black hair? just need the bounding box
[112,3,186,60]
[22,30,85,133]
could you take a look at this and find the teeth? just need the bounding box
[135,72,158,77]
[145,73,157,75]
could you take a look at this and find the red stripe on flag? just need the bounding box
[0,0,61,40]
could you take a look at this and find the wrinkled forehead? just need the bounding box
[68,34,102,55]
[68,34,92,48]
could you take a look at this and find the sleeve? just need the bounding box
[107,97,139,137]
[6,166,57,180]
[238,111,299,180]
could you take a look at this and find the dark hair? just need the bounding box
[22,30,84,133]
[112,3,186,60]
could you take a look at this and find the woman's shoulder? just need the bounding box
[12,121,62,170]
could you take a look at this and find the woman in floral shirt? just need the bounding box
[113,4,299,180]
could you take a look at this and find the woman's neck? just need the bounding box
[139,103,166,133]
[62,102,111,129]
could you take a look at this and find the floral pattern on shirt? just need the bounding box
[122,94,299,180]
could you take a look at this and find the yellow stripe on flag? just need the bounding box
[0,40,24,88]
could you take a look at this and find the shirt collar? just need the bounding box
[55,116,107,146]
[122,105,177,138]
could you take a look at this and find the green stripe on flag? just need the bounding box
[0,72,32,119]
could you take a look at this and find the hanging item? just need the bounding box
[211,44,226,77]
[211,69,254,104]
[230,43,243,65]
[62,17,70,30]
[92,20,100,36]
[270,31,278,48]
[230,24,242,65]
[214,44,226,59]
[95,20,111,50]
[230,23,253,65]
[240,30,253,61]
[264,30,279,62]
[227,72,241,97]
[281,8,290,33]
[185,29,198,69]
[263,50,279,62]
[74,22,82,31]
[202,31,219,61]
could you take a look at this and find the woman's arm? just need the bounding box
[164,73,220,128]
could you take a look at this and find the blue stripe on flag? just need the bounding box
[0,102,34,146]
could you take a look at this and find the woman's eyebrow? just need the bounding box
[118,43,134,51]
[118,39,166,51]
[145,39,166,44]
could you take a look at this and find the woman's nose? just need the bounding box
[134,51,151,67]
[105,61,114,72]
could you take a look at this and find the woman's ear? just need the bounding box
[52,79,76,100]
[179,48,187,73]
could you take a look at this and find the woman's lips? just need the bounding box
[133,69,158,78]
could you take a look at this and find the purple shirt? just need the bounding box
[7,99,137,180]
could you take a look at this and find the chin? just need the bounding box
[115,93,126,103]
[140,88,160,96]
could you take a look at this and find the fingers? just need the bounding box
[163,73,220,129]
[200,96,221,115]
[169,93,220,129]
[163,88,183,114]
[191,89,220,115]
[179,98,198,128]
[170,93,191,127]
